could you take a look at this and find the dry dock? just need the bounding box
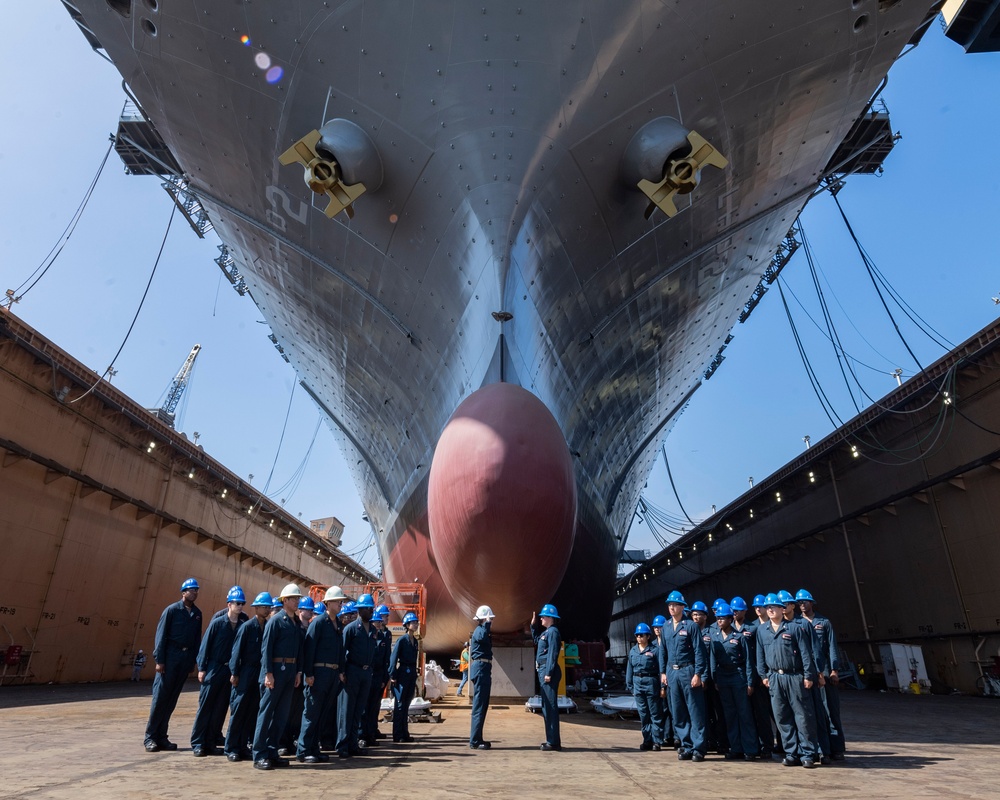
[1,683,997,800]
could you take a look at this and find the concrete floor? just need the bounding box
[0,682,998,799]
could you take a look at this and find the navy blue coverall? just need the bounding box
[626,641,664,747]
[362,625,392,743]
[297,610,344,759]
[756,617,819,761]
[224,614,265,758]
[708,626,759,757]
[533,621,562,748]
[251,610,304,763]
[468,620,493,747]
[389,632,419,742]
[337,618,377,756]
[659,618,708,756]
[740,619,776,755]
[804,613,844,756]
[144,599,202,748]
[191,612,239,752]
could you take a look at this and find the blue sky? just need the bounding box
[2,7,997,573]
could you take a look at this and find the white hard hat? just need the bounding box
[279,583,303,600]
[324,585,350,603]
[474,605,495,621]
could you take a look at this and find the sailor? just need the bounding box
[336,593,378,758]
[626,623,664,751]
[798,588,845,761]
[692,601,727,754]
[224,591,271,761]
[531,604,562,751]
[144,577,203,753]
[389,612,421,743]
[756,593,820,768]
[468,604,495,750]
[778,588,823,759]
[708,603,759,761]
[650,614,675,747]
[278,595,314,756]
[131,649,146,682]
[191,585,245,756]
[270,596,283,617]
[319,588,351,750]
[251,583,305,770]
[659,590,708,762]
[747,593,777,757]
[296,588,345,763]
[360,604,392,746]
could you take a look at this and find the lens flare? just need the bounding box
[254,52,271,70]
[240,35,251,46]
[266,66,284,84]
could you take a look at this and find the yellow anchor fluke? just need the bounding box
[638,130,728,220]
[279,129,367,220]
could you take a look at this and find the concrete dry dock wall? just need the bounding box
[0,310,373,685]
[613,320,1000,694]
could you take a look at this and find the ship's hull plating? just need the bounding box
[65,0,937,650]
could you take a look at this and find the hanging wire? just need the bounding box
[262,382,297,495]
[13,141,115,301]
[69,204,177,405]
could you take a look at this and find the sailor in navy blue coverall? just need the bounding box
[756,595,820,767]
[389,612,421,743]
[144,579,202,752]
[708,603,759,760]
[337,596,378,757]
[532,605,562,751]
[626,624,664,750]
[251,586,305,770]
[469,605,495,749]
[659,594,708,761]
[224,592,271,761]
[190,588,244,755]
[799,591,846,759]
[296,596,344,762]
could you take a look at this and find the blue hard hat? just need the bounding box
[716,602,733,617]
[652,615,667,627]
[298,596,315,611]
[634,622,652,635]
[752,594,767,608]
[777,589,795,605]
[180,578,199,592]
[356,593,375,609]
[402,611,419,625]
[712,597,726,611]
[539,603,560,619]
[272,597,283,607]
[374,604,390,619]
[315,602,326,615]
[764,593,783,608]
[795,588,815,602]
[690,601,708,613]
[666,590,686,605]
[252,592,273,607]
[730,596,748,612]
[338,601,357,616]
[227,586,246,604]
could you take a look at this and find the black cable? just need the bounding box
[262,382,297,495]
[661,445,697,527]
[15,141,115,299]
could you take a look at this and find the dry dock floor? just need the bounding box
[1,682,998,799]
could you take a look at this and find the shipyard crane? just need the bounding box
[150,344,201,429]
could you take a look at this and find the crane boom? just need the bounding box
[151,343,201,428]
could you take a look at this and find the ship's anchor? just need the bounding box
[279,129,367,219]
[638,130,728,220]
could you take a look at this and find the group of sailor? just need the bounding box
[626,589,844,768]
[467,602,564,752]
[143,579,422,770]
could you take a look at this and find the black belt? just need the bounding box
[776,669,802,675]
[473,658,492,663]
[670,663,692,670]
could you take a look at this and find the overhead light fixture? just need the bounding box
[809,471,816,483]
[187,468,195,479]
[776,492,782,502]
[851,445,860,458]
[221,488,228,498]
